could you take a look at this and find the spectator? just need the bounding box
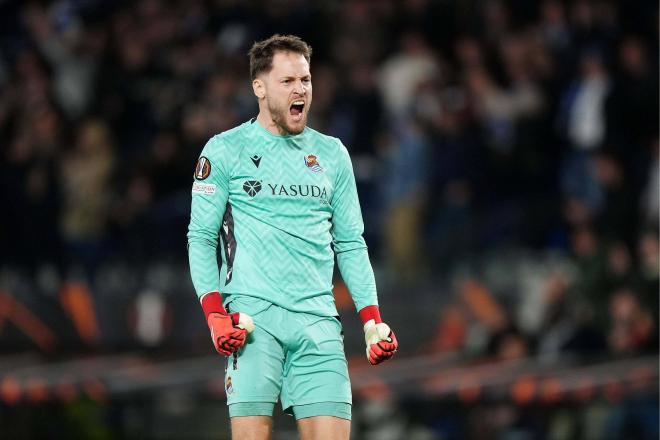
[640,138,659,227]
[24,3,102,119]
[379,31,441,118]
[60,119,115,279]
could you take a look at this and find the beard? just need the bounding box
[266,96,307,135]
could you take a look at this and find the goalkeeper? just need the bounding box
[188,34,397,440]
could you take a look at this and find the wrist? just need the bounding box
[358,305,382,325]
[200,291,227,319]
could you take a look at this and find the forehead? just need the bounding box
[268,51,310,77]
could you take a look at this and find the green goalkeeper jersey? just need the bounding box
[187,119,378,316]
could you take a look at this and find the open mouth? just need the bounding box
[290,100,305,117]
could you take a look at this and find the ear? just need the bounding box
[252,78,265,100]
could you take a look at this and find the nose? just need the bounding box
[293,79,305,95]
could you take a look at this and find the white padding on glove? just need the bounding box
[363,319,392,356]
[236,313,255,333]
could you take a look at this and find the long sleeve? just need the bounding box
[187,135,231,298]
[331,142,378,311]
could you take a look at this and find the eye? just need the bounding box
[283,79,292,84]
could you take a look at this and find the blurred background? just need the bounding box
[0,0,658,438]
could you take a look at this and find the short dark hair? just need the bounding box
[248,34,312,80]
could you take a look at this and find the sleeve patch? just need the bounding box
[194,156,212,180]
[192,182,216,195]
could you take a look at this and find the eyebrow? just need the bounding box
[279,75,311,80]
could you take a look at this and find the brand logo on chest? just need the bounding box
[250,155,262,168]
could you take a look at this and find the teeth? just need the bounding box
[292,101,304,105]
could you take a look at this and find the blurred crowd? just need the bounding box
[0,0,657,438]
[2,0,656,358]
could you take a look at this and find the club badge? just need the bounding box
[304,154,323,173]
[226,376,233,394]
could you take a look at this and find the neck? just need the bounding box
[256,111,289,136]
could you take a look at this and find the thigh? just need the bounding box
[281,315,351,410]
[231,416,273,440]
[297,416,350,440]
[225,309,284,406]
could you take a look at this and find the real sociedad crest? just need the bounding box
[304,154,323,173]
[226,376,233,394]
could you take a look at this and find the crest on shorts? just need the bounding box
[226,376,233,394]
[304,154,323,173]
[194,156,211,180]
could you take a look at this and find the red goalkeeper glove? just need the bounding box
[201,292,254,356]
[359,305,398,365]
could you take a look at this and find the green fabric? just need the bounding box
[228,402,274,417]
[187,119,377,316]
[223,297,351,410]
[289,402,351,421]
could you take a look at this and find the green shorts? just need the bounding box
[223,296,351,420]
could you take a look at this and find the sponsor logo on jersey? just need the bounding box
[242,180,262,196]
[192,182,216,195]
[267,183,327,199]
[250,154,262,168]
[194,156,211,180]
[243,180,329,202]
[304,154,323,173]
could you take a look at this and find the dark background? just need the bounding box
[0,0,658,438]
